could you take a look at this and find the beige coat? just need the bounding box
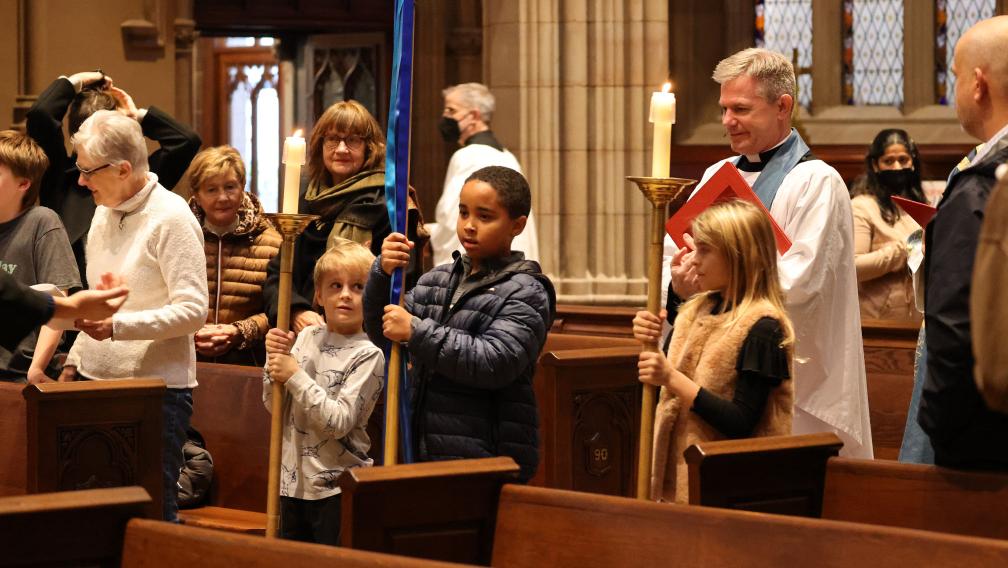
[851,195,922,323]
[651,297,794,503]
[971,178,1008,413]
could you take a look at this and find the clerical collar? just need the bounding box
[736,138,788,172]
[465,130,504,152]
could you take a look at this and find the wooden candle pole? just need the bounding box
[265,213,316,537]
[383,294,405,466]
[627,176,696,500]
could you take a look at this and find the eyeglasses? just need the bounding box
[77,162,113,179]
[323,135,365,151]
[200,183,244,197]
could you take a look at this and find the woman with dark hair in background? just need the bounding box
[850,128,927,324]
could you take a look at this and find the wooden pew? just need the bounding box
[120,518,466,568]
[0,485,461,567]
[687,434,1008,540]
[180,362,389,534]
[551,305,636,338]
[861,318,919,459]
[0,382,27,496]
[684,432,843,516]
[821,457,1008,540]
[0,379,164,518]
[180,362,269,533]
[0,486,151,567]
[491,484,1008,567]
[338,457,520,565]
[533,337,641,497]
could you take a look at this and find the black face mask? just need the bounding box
[876,168,918,195]
[438,116,461,144]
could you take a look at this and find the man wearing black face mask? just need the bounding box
[429,83,540,266]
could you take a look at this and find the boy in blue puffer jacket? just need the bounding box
[364,165,555,481]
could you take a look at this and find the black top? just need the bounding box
[665,287,789,438]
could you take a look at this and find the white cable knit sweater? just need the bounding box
[67,173,208,388]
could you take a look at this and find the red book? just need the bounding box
[891,195,937,227]
[665,162,792,254]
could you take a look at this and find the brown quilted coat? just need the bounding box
[189,192,281,365]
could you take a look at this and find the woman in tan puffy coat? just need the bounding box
[851,129,927,324]
[187,146,281,366]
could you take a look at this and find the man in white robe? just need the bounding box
[662,48,873,458]
[428,82,539,266]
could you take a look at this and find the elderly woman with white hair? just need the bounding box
[62,109,208,522]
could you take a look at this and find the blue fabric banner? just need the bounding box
[382,0,415,464]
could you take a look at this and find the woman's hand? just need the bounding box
[109,86,140,120]
[380,233,414,276]
[265,328,296,355]
[68,71,110,90]
[632,309,666,346]
[27,368,53,385]
[266,352,298,384]
[76,318,113,341]
[58,365,78,382]
[638,351,673,388]
[195,324,240,356]
[670,233,700,298]
[292,309,324,334]
[639,352,700,405]
[382,305,412,342]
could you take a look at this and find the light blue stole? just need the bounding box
[731,128,811,208]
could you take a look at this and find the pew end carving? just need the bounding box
[338,457,519,565]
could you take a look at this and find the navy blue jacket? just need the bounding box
[364,253,556,481]
[920,139,1008,470]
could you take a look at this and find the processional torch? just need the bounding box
[627,83,697,500]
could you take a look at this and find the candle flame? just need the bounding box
[293,128,303,138]
[662,82,672,93]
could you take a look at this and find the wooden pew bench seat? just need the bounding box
[491,484,1008,567]
[177,505,267,535]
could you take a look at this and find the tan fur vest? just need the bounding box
[651,296,794,503]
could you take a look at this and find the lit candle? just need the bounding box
[281,129,306,214]
[650,83,676,178]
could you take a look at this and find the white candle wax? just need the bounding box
[281,132,306,214]
[650,87,676,177]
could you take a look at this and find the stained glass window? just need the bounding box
[755,0,813,110]
[844,0,904,106]
[936,0,996,105]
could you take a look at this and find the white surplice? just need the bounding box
[428,143,540,267]
[662,157,873,458]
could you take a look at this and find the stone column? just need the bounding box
[173,1,197,126]
[11,0,36,130]
[484,0,669,304]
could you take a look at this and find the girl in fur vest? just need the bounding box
[633,199,795,503]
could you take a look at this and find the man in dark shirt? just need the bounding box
[26,70,201,283]
[919,15,1008,470]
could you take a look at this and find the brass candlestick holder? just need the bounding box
[265,212,318,538]
[626,175,697,500]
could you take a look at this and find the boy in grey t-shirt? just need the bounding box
[0,131,80,383]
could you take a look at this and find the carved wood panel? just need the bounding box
[571,387,635,496]
[57,423,139,492]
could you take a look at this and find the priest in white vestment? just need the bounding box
[428,82,539,266]
[662,48,873,458]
